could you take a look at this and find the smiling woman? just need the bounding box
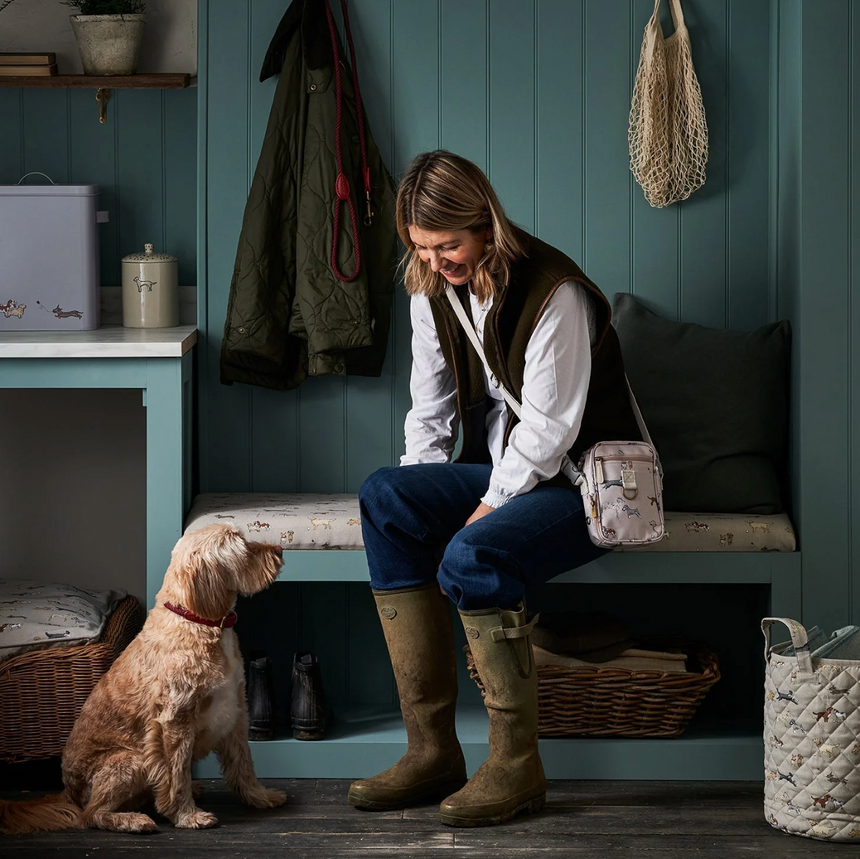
[349,149,643,828]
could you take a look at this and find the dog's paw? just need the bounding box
[120,813,158,833]
[243,786,288,809]
[175,810,218,829]
[191,782,206,799]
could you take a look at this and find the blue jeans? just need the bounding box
[359,464,607,610]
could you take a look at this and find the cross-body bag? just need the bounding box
[445,285,665,548]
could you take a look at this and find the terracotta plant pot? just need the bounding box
[70,14,146,76]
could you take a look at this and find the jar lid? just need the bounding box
[122,242,177,263]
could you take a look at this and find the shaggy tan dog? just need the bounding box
[0,524,287,834]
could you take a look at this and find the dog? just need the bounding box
[0,524,286,834]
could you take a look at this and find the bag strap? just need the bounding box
[444,284,658,455]
[650,0,686,34]
[761,617,814,675]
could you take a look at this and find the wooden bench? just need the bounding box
[185,492,801,782]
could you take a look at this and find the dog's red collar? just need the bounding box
[163,602,238,629]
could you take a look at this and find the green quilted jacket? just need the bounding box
[220,0,397,390]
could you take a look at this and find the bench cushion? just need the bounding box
[615,511,796,553]
[185,494,796,553]
[185,494,364,549]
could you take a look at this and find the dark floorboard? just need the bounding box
[0,778,850,857]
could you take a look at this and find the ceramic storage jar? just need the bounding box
[121,243,179,328]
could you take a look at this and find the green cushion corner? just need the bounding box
[611,293,791,514]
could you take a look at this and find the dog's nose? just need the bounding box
[274,545,283,557]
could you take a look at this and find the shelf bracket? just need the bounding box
[95,87,111,124]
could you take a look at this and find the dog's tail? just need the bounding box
[0,792,82,834]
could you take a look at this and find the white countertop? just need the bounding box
[0,325,198,358]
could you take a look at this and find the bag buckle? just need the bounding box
[622,467,638,500]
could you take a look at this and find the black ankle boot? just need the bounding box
[290,651,333,740]
[247,652,276,741]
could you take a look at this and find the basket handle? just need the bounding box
[761,617,814,675]
[648,0,686,39]
[15,172,58,186]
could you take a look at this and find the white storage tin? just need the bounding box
[0,176,101,331]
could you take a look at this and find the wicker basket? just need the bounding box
[0,595,144,762]
[465,637,721,738]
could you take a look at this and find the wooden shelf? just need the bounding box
[0,73,193,89]
[193,705,764,781]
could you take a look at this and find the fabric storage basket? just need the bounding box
[466,636,720,737]
[0,174,101,331]
[0,595,143,762]
[762,617,860,843]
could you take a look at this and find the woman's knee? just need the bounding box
[359,466,400,514]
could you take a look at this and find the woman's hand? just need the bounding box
[465,502,495,527]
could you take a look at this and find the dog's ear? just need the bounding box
[167,525,250,619]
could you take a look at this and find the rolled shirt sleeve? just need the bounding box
[400,295,460,465]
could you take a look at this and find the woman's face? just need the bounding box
[408,225,491,287]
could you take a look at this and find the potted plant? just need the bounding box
[64,0,146,76]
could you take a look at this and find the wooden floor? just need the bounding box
[0,778,850,857]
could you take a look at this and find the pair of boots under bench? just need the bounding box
[248,652,332,741]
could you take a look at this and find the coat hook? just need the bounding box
[95,88,111,124]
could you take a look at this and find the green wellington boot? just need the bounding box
[439,603,546,827]
[348,583,467,810]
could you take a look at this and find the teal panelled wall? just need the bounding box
[0,89,197,285]
[773,0,860,630]
[199,0,774,496]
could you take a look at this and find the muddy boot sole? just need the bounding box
[439,792,546,827]
[349,776,469,811]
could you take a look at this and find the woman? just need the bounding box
[348,151,639,827]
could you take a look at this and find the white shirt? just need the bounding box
[401,281,596,508]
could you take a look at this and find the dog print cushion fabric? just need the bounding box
[763,618,860,842]
[185,496,796,553]
[0,580,127,662]
[184,494,364,550]
[614,511,796,552]
[611,292,790,514]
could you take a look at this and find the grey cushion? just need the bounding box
[0,580,126,662]
[611,293,791,514]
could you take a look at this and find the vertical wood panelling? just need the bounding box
[22,90,70,183]
[441,0,487,172]
[536,0,583,261]
[799,0,851,629]
[249,0,301,493]
[69,91,119,287]
[584,0,631,295]
[630,0,680,317]
[204,0,252,491]
[163,88,199,285]
[390,0,440,461]
[679,0,728,328]
[346,0,396,493]
[116,91,164,269]
[489,0,535,231]
[0,91,22,183]
[852,3,860,625]
[727,0,770,331]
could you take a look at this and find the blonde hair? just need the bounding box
[395,150,525,303]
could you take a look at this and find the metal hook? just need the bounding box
[96,88,112,124]
[364,192,373,226]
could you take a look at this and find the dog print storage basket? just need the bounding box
[762,617,860,842]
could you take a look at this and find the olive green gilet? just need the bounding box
[428,229,640,473]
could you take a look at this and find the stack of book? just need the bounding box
[0,53,57,77]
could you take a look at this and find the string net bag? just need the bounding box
[629,0,708,208]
